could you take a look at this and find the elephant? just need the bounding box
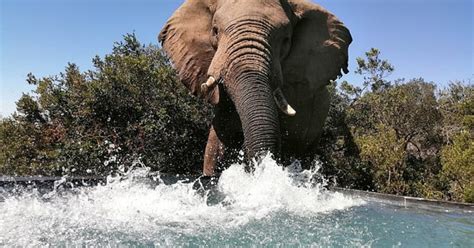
[159,0,352,176]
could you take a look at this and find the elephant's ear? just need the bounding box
[159,0,219,104]
[283,0,352,90]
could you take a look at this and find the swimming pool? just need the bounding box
[1,155,472,247]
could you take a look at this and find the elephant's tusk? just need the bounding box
[273,88,296,116]
[201,76,216,95]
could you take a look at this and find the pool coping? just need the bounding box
[332,187,474,213]
[1,176,473,212]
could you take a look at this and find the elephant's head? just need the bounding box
[159,0,351,159]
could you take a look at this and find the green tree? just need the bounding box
[441,130,474,202]
[339,48,447,197]
[0,33,212,176]
[355,47,395,93]
[352,80,443,195]
[439,82,473,202]
[340,48,394,104]
[319,81,373,190]
[356,124,407,193]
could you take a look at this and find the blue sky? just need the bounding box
[1,0,472,116]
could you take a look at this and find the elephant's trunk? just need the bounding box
[222,19,281,159]
[231,68,281,159]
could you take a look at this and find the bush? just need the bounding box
[441,131,474,202]
[318,81,374,190]
[319,48,473,202]
[0,34,212,176]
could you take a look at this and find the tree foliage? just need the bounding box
[320,48,472,202]
[0,34,212,176]
[439,82,474,202]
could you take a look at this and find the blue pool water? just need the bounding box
[1,155,472,247]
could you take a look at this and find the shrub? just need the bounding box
[0,34,212,176]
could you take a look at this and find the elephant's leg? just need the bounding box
[203,125,225,176]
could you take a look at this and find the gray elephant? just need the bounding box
[159,0,352,175]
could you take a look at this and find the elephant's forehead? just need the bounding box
[214,0,291,27]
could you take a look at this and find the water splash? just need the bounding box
[0,154,364,246]
[217,154,359,224]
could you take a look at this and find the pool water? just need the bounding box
[1,155,473,247]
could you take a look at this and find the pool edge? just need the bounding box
[332,187,474,213]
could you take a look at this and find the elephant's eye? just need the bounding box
[212,26,219,37]
[210,26,219,49]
